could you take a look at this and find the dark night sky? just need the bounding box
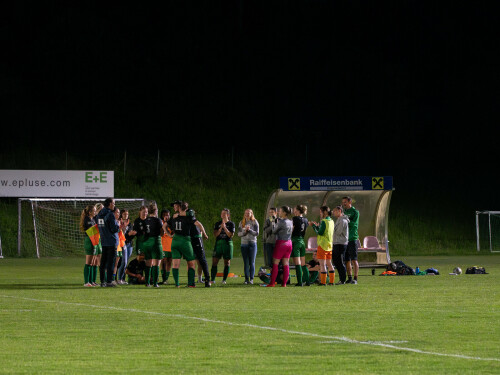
[2,1,499,183]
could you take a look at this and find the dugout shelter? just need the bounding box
[265,176,394,268]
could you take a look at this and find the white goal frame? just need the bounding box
[476,210,500,253]
[0,226,3,258]
[18,198,146,258]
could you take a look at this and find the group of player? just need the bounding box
[79,196,359,288]
[79,199,240,288]
[262,196,359,287]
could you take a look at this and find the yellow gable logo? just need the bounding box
[288,178,301,190]
[372,177,384,190]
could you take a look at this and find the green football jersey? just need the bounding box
[344,206,359,241]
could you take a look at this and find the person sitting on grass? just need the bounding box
[126,253,146,284]
[305,250,321,284]
[257,261,290,286]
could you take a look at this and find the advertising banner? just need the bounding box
[0,170,114,198]
[280,176,393,191]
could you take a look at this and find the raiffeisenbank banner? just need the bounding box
[280,176,393,191]
[0,170,114,198]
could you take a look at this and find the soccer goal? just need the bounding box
[0,226,3,258]
[476,210,500,253]
[18,198,147,258]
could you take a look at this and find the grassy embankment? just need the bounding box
[0,149,490,257]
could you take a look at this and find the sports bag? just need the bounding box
[387,260,415,275]
[465,266,487,274]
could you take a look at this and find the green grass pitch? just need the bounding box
[0,255,499,374]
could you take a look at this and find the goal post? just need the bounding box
[476,210,500,253]
[18,198,147,258]
[0,226,3,258]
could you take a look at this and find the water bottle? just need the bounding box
[416,266,420,274]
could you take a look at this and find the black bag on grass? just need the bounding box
[387,260,415,276]
[465,266,487,274]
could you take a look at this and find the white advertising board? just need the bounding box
[0,170,114,198]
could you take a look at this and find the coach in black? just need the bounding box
[96,198,120,287]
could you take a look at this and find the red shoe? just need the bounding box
[187,285,196,288]
[266,283,275,287]
[281,284,287,287]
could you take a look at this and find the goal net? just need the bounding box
[18,198,147,258]
[476,211,500,253]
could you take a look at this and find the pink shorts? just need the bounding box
[273,240,293,260]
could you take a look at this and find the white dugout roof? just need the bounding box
[268,176,394,266]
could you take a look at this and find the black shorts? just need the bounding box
[344,240,358,261]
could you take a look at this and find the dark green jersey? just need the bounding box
[126,258,146,276]
[214,220,235,242]
[144,216,163,238]
[83,216,95,231]
[189,221,202,238]
[133,217,146,236]
[172,215,196,237]
[292,216,308,238]
[344,206,359,241]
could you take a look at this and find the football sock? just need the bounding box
[354,276,358,281]
[188,267,195,286]
[329,271,335,284]
[165,270,170,281]
[153,266,160,285]
[223,265,230,281]
[173,268,179,286]
[309,271,318,283]
[347,275,352,282]
[211,266,217,282]
[91,266,97,283]
[302,265,310,284]
[161,269,167,282]
[269,264,278,285]
[320,272,327,285]
[282,265,289,286]
[295,265,302,284]
[84,264,90,284]
[145,267,151,285]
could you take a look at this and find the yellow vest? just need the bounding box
[317,217,334,251]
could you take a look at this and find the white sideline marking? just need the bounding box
[1,294,499,362]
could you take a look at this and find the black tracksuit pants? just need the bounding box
[100,245,117,284]
[192,237,210,282]
[332,244,347,283]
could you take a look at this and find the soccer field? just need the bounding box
[0,256,499,374]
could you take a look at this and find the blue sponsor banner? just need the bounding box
[280,176,393,191]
